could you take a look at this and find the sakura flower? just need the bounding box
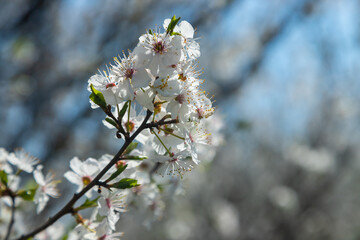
[148,150,193,177]
[111,52,151,90]
[163,19,200,59]
[190,92,215,121]
[33,165,60,214]
[0,148,12,174]
[88,69,122,107]
[134,87,156,111]
[153,72,182,98]
[183,125,211,164]
[150,125,185,155]
[98,189,127,230]
[64,157,101,198]
[7,148,39,173]
[83,219,123,240]
[134,31,183,76]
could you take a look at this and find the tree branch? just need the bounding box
[16,110,153,240]
[145,118,178,129]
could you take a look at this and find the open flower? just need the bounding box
[64,157,101,198]
[33,165,60,214]
[98,189,127,230]
[7,148,39,173]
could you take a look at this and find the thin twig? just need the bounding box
[145,119,178,129]
[16,109,178,239]
[5,194,16,240]
[16,110,153,240]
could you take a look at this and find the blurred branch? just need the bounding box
[217,0,321,99]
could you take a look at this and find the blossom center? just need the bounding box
[124,121,135,132]
[153,41,166,54]
[125,68,135,79]
[175,94,185,104]
[178,73,187,82]
[82,176,91,186]
[196,108,204,119]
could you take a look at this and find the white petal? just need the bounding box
[33,166,45,186]
[179,20,194,39]
[64,171,81,185]
[69,157,83,175]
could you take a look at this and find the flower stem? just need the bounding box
[151,130,172,155]
[16,110,153,240]
[158,128,185,140]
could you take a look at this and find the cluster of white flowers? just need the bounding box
[0,148,61,239]
[0,148,60,213]
[0,17,222,240]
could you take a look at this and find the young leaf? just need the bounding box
[74,197,100,211]
[122,155,148,160]
[89,84,107,109]
[166,15,181,35]
[119,101,129,119]
[105,117,119,129]
[110,178,139,189]
[17,188,37,201]
[105,164,128,183]
[0,170,8,187]
[123,142,138,155]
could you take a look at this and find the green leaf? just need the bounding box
[122,155,148,160]
[105,164,128,183]
[0,170,8,187]
[123,142,138,155]
[166,15,181,35]
[74,197,100,211]
[148,29,153,35]
[105,117,119,128]
[110,178,139,189]
[157,184,164,192]
[17,187,37,201]
[61,234,68,240]
[89,84,107,109]
[119,101,129,119]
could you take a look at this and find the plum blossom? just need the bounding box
[7,148,39,173]
[64,157,101,197]
[98,189,127,230]
[33,165,60,214]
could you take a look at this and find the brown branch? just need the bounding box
[105,105,129,140]
[144,118,178,129]
[16,110,153,240]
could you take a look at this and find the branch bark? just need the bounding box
[16,110,154,240]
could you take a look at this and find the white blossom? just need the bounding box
[7,148,39,173]
[64,157,101,198]
[33,165,60,214]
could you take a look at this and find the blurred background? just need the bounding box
[1,0,360,239]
